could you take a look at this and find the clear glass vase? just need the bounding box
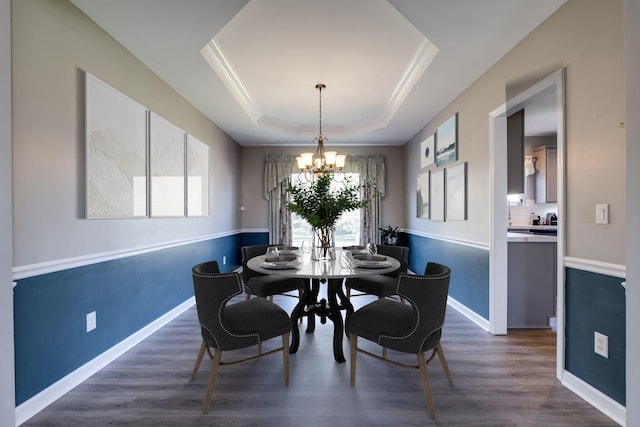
[312,226,335,261]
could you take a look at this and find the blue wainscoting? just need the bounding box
[240,231,269,247]
[406,233,490,320]
[565,267,626,405]
[13,233,242,405]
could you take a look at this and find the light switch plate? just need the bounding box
[596,204,609,224]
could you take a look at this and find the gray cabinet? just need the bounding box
[534,145,557,203]
[507,241,556,328]
[507,109,525,194]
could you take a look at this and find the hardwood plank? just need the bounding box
[23,294,617,426]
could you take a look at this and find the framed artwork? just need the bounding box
[416,171,430,219]
[86,73,148,218]
[186,134,210,217]
[430,169,445,221]
[420,134,435,169]
[436,112,458,167]
[446,162,467,220]
[150,112,185,217]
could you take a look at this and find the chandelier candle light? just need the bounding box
[296,84,346,181]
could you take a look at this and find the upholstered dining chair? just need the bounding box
[190,260,292,413]
[345,244,409,299]
[347,262,453,419]
[241,245,306,301]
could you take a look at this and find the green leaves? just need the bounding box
[286,169,367,229]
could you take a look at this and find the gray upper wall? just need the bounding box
[11,0,241,267]
[404,0,625,264]
[239,145,405,231]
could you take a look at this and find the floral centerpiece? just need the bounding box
[287,168,367,260]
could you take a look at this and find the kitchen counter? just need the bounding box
[507,237,557,328]
[508,225,557,231]
[508,224,557,242]
[507,232,557,243]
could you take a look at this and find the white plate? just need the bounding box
[353,260,391,269]
[275,249,298,255]
[261,261,301,270]
[349,250,368,256]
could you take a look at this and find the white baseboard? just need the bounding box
[15,297,195,426]
[562,370,626,426]
[447,296,491,332]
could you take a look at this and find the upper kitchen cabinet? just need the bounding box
[507,109,525,194]
[534,145,557,203]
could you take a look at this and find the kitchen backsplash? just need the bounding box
[509,203,557,226]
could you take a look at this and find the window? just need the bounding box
[289,173,361,247]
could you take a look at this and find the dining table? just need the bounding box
[247,249,401,363]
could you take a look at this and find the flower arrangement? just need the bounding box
[287,168,367,259]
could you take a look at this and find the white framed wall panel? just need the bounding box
[150,113,185,217]
[186,134,210,217]
[86,73,148,218]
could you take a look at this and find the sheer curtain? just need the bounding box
[264,154,386,246]
[264,154,296,245]
[343,155,386,244]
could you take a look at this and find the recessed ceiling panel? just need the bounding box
[202,0,437,137]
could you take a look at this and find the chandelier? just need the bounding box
[296,84,346,179]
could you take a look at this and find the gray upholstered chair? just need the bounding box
[347,262,453,419]
[241,245,306,301]
[190,260,292,413]
[345,244,409,299]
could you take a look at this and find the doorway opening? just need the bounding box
[489,68,565,380]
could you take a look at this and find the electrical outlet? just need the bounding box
[86,311,96,332]
[223,256,227,265]
[594,331,608,358]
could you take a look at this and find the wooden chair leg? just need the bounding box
[349,334,357,387]
[191,341,207,381]
[436,343,454,386]
[202,349,222,414]
[258,342,262,355]
[282,333,290,386]
[382,347,387,359]
[417,352,436,420]
[346,287,351,299]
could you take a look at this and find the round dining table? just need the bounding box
[247,250,400,363]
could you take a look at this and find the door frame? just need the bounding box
[0,0,15,424]
[489,68,566,380]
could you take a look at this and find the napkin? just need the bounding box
[265,254,297,262]
[353,254,387,261]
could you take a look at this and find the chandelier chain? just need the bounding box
[296,83,344,182]
[316,83,325,140]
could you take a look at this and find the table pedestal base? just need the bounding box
[290,277,354,363]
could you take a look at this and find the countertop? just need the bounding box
[508,225,557,231]
[507,232,557,243]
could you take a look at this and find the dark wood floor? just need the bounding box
[23,292,617,426]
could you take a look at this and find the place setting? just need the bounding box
[351,253,391,269]
[261,246,301,269]
[340,243,391,269]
